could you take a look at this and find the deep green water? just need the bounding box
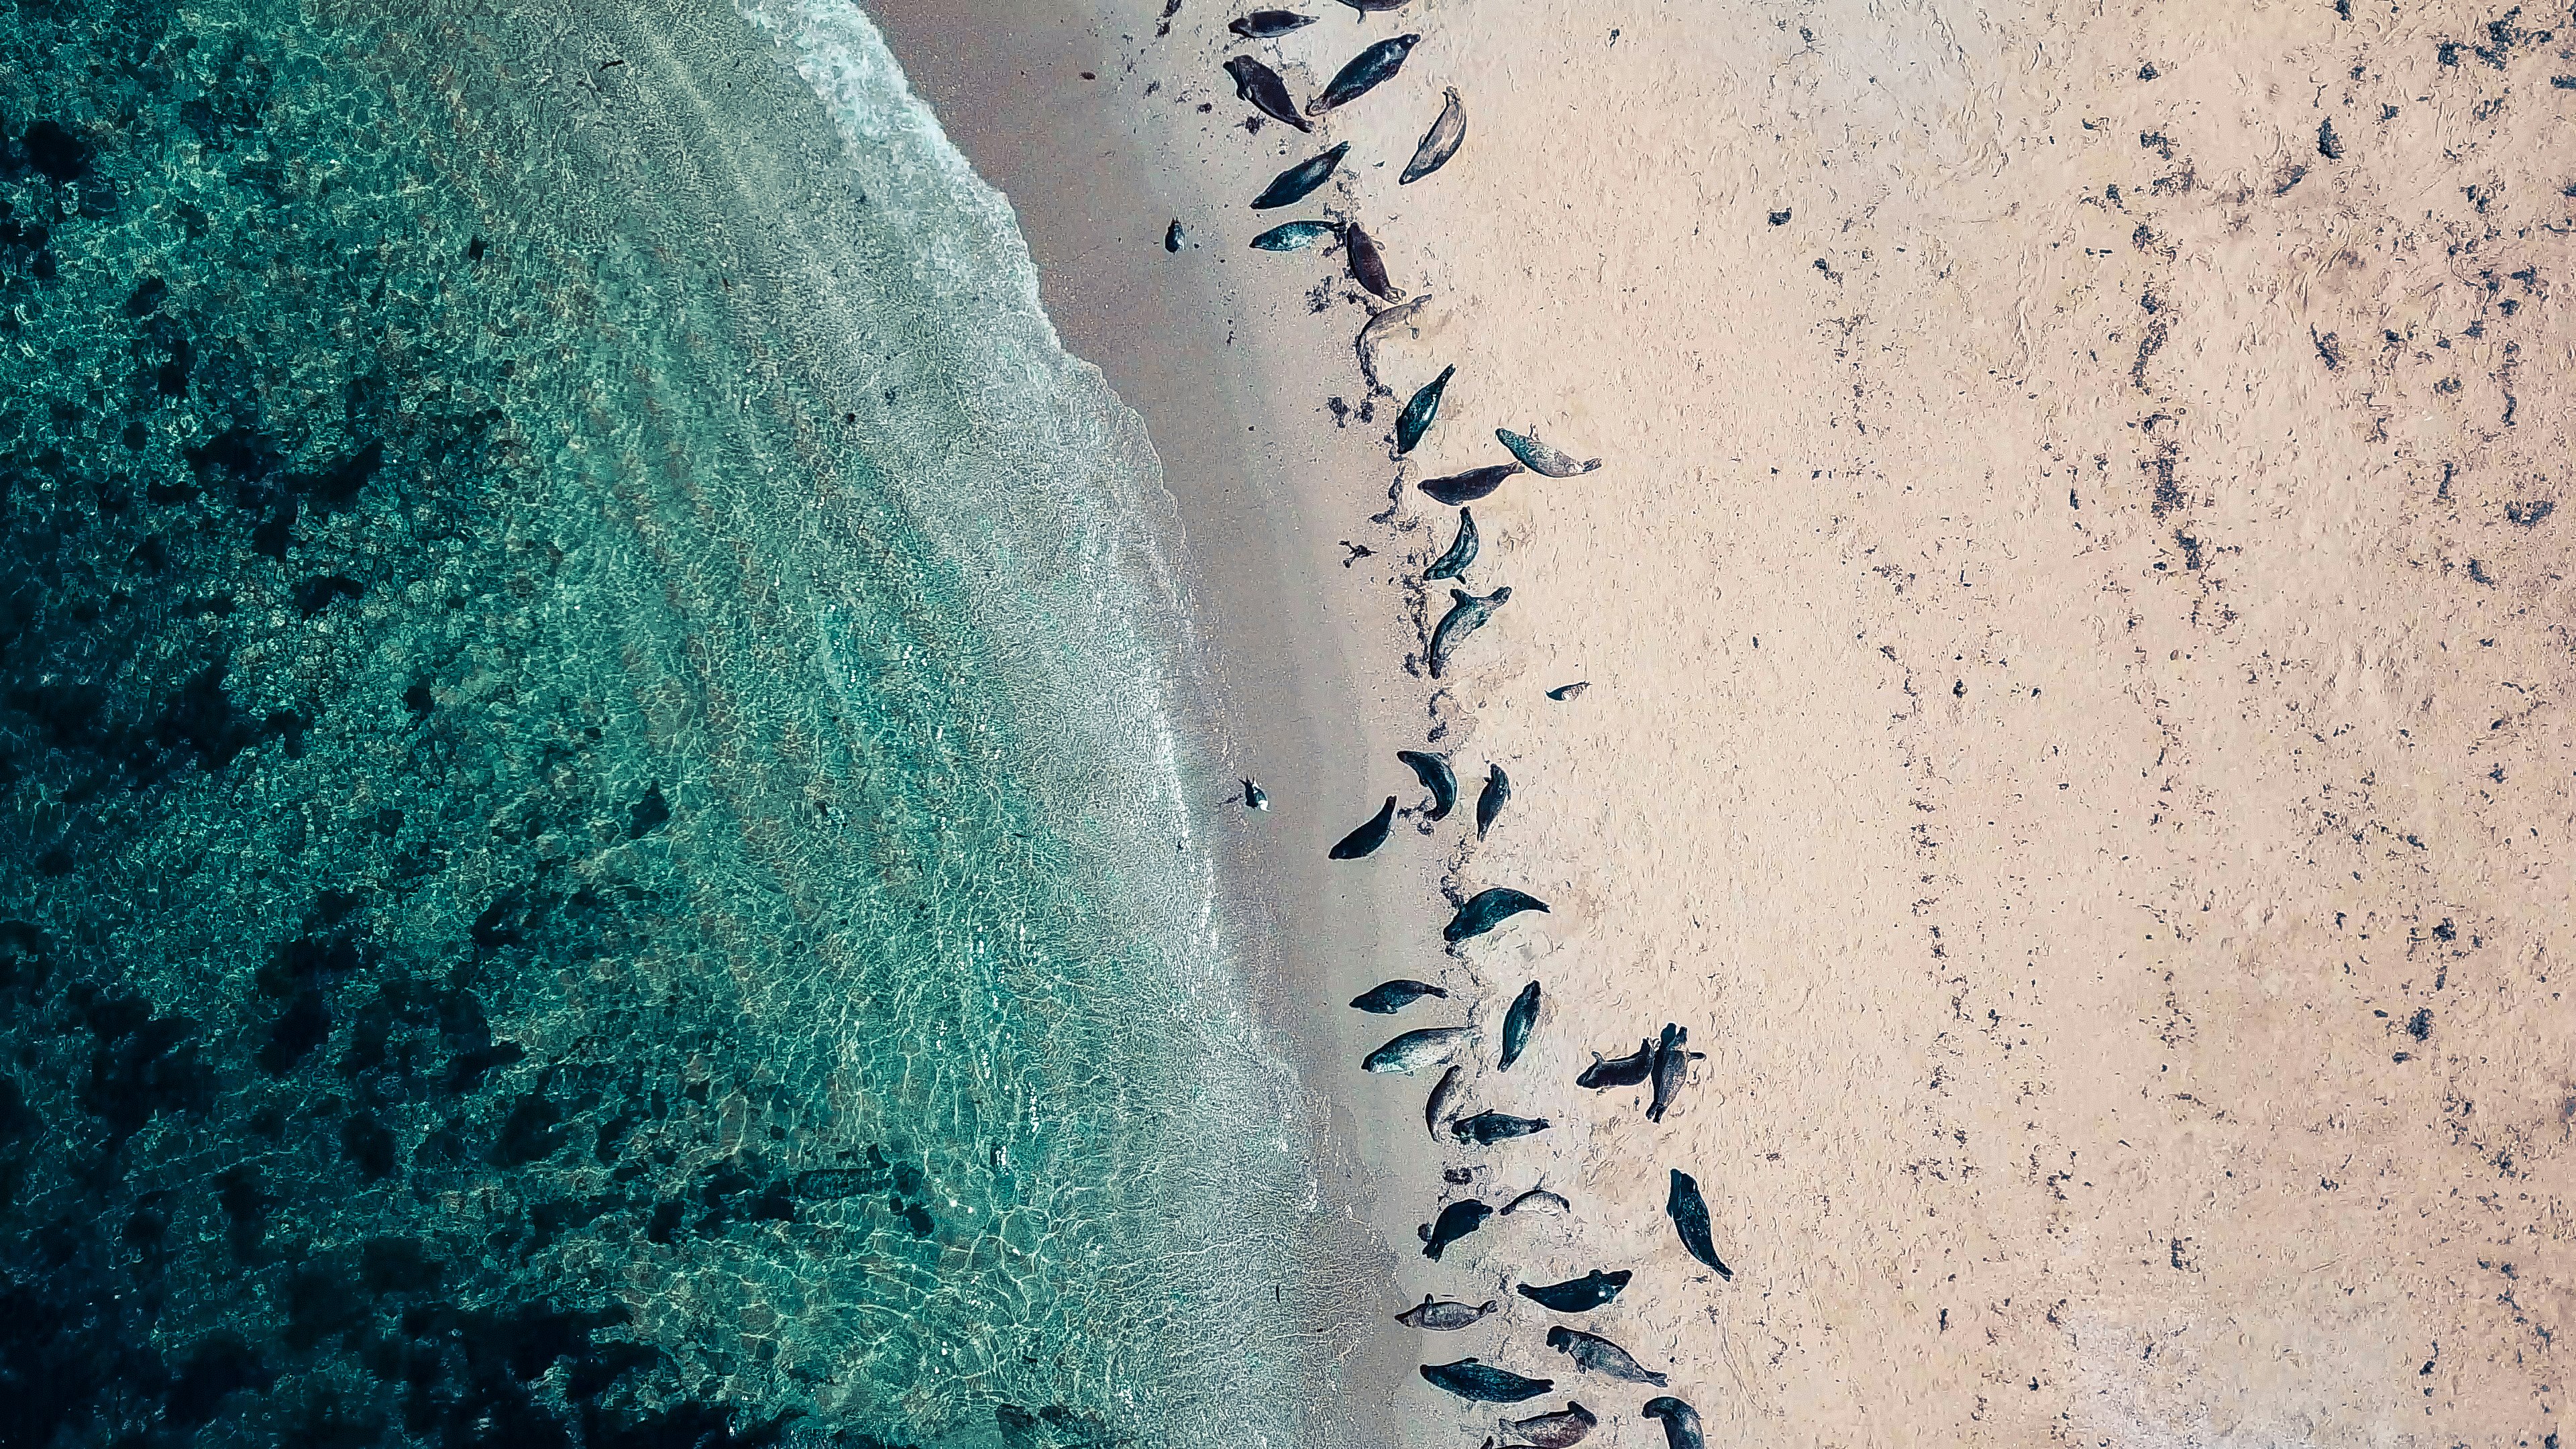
[0,1,1352,1444]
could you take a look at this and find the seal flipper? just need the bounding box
[1425,506,1479,580]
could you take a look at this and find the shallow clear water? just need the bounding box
[0,2,1354,1445]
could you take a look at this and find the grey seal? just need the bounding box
[1395,1294,1499,1330]
[1452,1110,1550,1144]
[1332,0,1413,11]
[1575,1039,1654,1089]
[1420,462,1523,506]
[1515,1269,1629,1313]
[1426,506,1479,580]
[1445,886,1548,944]
[1397,364,1454,454]
[1496,426,1601,477]
[1507,1402,1597,1449]
[1345,222,1398,301]
[1502,1186,1569,1216]
[1648,1022,1701,1123]
[1364,1025,1473,1075]
[1544,1326,1668,1387]
[1307,34,1419,115]
[1642,1397,1706,1449]
[1252,142,1349,209]
[1329,795,1398,859]
[1356,293,1431,388]
[1419,1197,1493,1259]
[1250,219,1338,251]
[1430,586,1511,678]
[1499,979,1539,1069]
[1425,1061,1462,1139]
[1241,778,1268,810]
[1476,763,1510,839]
[1224,56,1312,132]
[1230,9,1316,37]
[1397,748,1456,820]
[1421,1360,1555,1404]
[1666,1168,1733,1279]
[1352,978,1447,1014]
[1165,219,1189,252]
[1403,87,1466,184]
[1546,681,1590,701]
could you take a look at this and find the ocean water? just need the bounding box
[0,2,1360,1446]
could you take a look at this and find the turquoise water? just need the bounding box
[0,1,1356,1444]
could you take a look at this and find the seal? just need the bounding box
[1351,977,1448,1014]
[1224,56,1313,132]
[1544,1326,1668,1387]
[1445,886,1548,944]
[1329,794,1398,859]
[1395,1294,1501,1330]
[1648,1022,1701,1123]
[1252,142,1349,209]
[1419,1197,1493,1260]
[1397,748,1456,820]
[1165,219,1189,252]
[1397,364,1454,454]
[1230,9,1316,36]
[1575,1038,1654,1089]
[1241,779,1269,810]
[1641,1397,1707,1449]
[1477,762,1510,839]
[1356,293,1431,389]
[1666,1168,1733,1279]
[1332,0,1414,11]
[1420,462,1523,506]
[1421,1360,1555,1404]
[1452,1110,1550,1144]
[1307,34,1420,115]
[1425,1061,1462,1139]
[1364,1024,1474,1075]
[1345,222,1398,301]
[1430,586,1511,678]
[1546,681,1590,701]
[1501,1186,1570,1216]
[1507,1402,1597,1449]
[1496,426,1602,477]
[1426,506,1479,580]
[1515,1269,1630,1313]
[1499,979,1540,1069]
[1403,86,1467,184]
[1250,219,1339,251]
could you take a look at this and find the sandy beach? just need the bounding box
[879,1,2572,1444]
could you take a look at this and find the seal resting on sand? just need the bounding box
[1396,1294,1499,1330]
[1345,222,1398,301]
[1496,426,1601,477]
[1426,506,1478,580]
[1507,1402,1597,1449]
[1364,1025,1473,1074]
[1516,1269,1629,1313]
[1666,1168,1734,1279]
[1430,586,1511,678]
[1397,748,1456,820]
[1642,1397,1707,1449]
[1356,293,1430,389]
[1240,779,1268,810]
[1251,143,1349,209]
[1576,1038,1654,1089]
[1224,56,1312,132]
[1452,1110,1550,1144]
[1329,795,1397,859]
[1307,34,1419,115]
[1420,1197,1493,1259]
[1499,979,1539,1069]
[1444,886,1548,944]
[1403,87,1466,183]
[1397,364,1453,454]
[1230,9,1315,37]
[1544,1326,1668,1387]
[1421,1360,1554,1403]
[1546,681,1589,701]
[1502,1185,1569,1216]
[1648,1022,1702,1123]
[1420,463,1523,506]
[1351,978,1448,1013]
[1476,763,1510,839]
[1250,219,1338,251]
[1425,1061,1462,1139]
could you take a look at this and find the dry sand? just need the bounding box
[879,0,2573,1444]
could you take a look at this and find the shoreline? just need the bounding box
[859,1,1459,1440]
